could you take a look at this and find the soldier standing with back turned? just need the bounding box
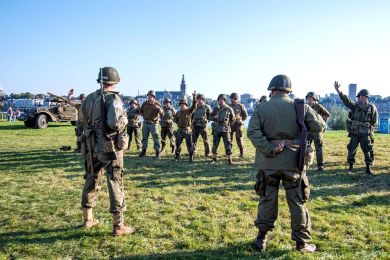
[174,92,197,162]
[210,94,236,165]
[81,66,135,236]
[126,99,142,151]
[247,75,325,253]
[334,82,378,176]
[139,90,163,159]
[192,94,212,157]
[305,92,330,171]
[160,98,176,154]
[229,92,248,157]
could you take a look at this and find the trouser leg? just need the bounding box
[192,127,200,153]
[106,151,126,213]
[347,134,359,164]
[141,124,150,150]
[81,159,104,209]
[313,134,324,167]
[175,129,184,155]
[360,135,374,165]
[222,132,232,156]
[212,132,221,155]
[201,127,211,155]
[134,127,141,150]
[185,131,194,154]
[150,123,160,151]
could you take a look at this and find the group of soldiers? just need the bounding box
[68,67,378,254]
[126,89,249,165]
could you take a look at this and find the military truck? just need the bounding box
[17,92,78,128]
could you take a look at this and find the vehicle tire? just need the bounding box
[71,121,77,126]
[24,119,35,127]
[35,114,48,129]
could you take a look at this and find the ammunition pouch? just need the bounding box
[305,144,314,167]
[351,120,359,134]
[102,139,117,153]
[300,176,310,202]
[358,121,371,135]
[116,132,129,150]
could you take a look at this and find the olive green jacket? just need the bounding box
[247,93,326,170]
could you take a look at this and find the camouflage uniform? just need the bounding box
[247,75,326,252]
[174,96,196,160]
[307,102,330,170]
[140,100,163,152]
[192,103,212,156]
[126,106,142,151]
[81,88,129,229]
[230,102,248,156]
[210,104,235,159]
[160,104,176,153]
[339,92,378,167]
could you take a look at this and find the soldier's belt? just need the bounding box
[144,120,157,124]
[269,139,296,146]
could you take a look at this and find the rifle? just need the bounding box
[294,99,307,172]
[99,68,111,142]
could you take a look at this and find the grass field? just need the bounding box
[0,121,389,259]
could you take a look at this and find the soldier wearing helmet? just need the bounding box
[81,66,135,236]
[126,99,142,151]
[160,98,176,154]
[334,82,378,176]
[139,90,163,158]
[210,94,236,165]
[173,92,197,162]
[67,89,87,153]
[229,92,248,158]
[305,91,330,172]
[247,74,326,253]
[192,94,213,157]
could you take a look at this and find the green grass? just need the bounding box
[0,121,389,259]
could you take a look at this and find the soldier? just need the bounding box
[259,95,268,103]
[334,82,378,176]
[247,74,325,253]
[160,98,176,154]
[229,93,248,157]
[192,94,212,157]
[210,94,236,165]
[81,66,135,236]
[126,99,142,151]
[139,90,163,158]
[174,92,197,162]
[305,92,331,171]
[67,90,87,153]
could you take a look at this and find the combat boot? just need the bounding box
[112,212,136,236]
[139,149,146,158]
[174,152,180,161]
[347,163,353,173]
[366,164,374,177]
[255,231,268,252]
[318,164,324,172]
[189,153,194,163]
[239,147,244,158]
[82,208,99,229]
[170,145,175,154]
[155,150,160,159]
[296,242,316,253]
[210,154,217,163]
[227,155,234,165]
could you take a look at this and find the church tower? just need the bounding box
[180,74,187,97]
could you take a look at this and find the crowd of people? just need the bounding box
[65,67,377,253]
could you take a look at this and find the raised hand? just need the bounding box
[334,81,340,93]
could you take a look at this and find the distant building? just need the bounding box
[348,84,357,100]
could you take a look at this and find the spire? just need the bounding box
[180,74,186,97]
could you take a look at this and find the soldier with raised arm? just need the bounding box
[334,81,378,176]
[174,92,197,162]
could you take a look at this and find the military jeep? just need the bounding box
[17,94,78,129]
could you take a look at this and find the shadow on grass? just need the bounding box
[115,241,290,259]
[0,226,106,246]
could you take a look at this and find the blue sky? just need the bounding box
[1,0,389,99]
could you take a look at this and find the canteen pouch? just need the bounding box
[102,139,116,153]
[116,132,129,151]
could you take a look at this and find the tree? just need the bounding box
[328,106,348,130]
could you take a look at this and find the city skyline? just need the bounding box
[1,1,390,99]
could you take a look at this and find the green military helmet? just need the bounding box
[96,67,120,84]
[147,90,156,97]
[197,94,205,100]
[306,91,319,101]
[230,92,239,99]
[130,99,138,105]
[356,89,370,98]
[164,98,172,104]
[267,74,292,92]
[217,94,227,101]
[260,95,268,102]
[179,99,188,106]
